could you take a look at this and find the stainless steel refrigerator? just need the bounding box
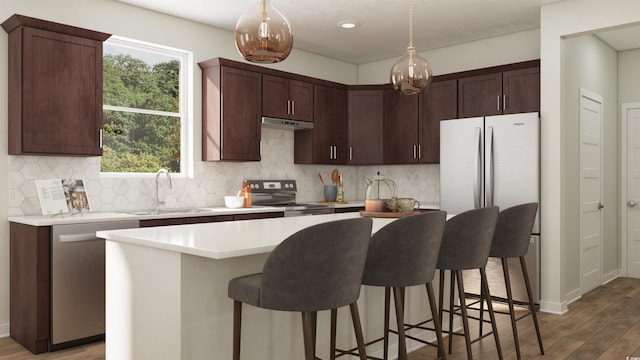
[439,112,540,303]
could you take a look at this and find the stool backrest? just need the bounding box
[437,206,499,270]
[490,202,538,258]
[260,217,373,312]
[362,211,447,287]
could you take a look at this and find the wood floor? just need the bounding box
[1,277,639,360]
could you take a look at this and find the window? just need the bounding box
[102,36,192,176]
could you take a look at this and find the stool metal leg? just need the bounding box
[455,270,474,360]
[349,302,368,360]
[384,287,391,360]
[502,258,521,360]
[233,300,242,360]
[426,282,447,360]
[302,311,316,360]
[330,309,337,360]
[449,270,456,355]
[521,256,544,355]
[393,287,408,360]
[480,267,504,360]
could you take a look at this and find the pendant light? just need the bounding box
[390,0,432,95]
[234,0,293,63]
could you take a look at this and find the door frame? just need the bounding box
[579,88,604,295]
[621,102,640,277]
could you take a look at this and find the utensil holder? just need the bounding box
[324,185,338,202]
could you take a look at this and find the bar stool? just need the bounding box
[331,211,448,360]
[228,217,373,360]
[437,206,502,360]
[477,203,543,360]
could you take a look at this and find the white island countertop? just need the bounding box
[97,212,397,260]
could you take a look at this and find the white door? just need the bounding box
[579,89,604,295]
[623,102,640,278]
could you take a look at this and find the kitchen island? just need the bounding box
[97,212,447,360]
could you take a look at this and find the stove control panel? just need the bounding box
[246,180,297,193]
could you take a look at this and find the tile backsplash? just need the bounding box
[8,128,439,216]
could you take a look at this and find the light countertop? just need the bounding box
[8,206,285,226]
[98,212,400,260]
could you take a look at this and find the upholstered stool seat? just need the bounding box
[228,217,373,360]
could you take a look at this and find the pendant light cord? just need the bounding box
[408,0,414,49]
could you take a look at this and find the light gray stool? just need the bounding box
[331,211,448,360]
[228,217,373,360]
[437,206,502,360]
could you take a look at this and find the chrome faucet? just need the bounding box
[153,168,173,214]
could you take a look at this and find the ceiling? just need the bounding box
[115,0,640,64]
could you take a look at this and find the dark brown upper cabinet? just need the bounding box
[199,60,262,161]
[2,14,111,156]
[419,79,458,163]
[262,75,313,122]
[347,88,384,165]
[383,79,458,165]
[502,67,540,114]
[383,89,420,164]
[311,85,348,164]
[458,63,540,118]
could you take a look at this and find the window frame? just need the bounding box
[101,35,193,179]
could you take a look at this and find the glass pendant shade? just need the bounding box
[390,47,432,95]
[390,0,432,95]
[235,0,293,63]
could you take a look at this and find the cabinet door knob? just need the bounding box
[629,200,637,208]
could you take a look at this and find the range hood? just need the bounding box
[261,117,314,130]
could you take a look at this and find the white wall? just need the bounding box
[540,0,640,314]
[562,35,618,302]
[619,49,640,103]
[357,29,540,84]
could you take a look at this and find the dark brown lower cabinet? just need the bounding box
[10,223,50,354]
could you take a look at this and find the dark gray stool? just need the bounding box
[331,211,448,360]
[228,217,373,360]
[437,206,502,360]
[477,203,543,360]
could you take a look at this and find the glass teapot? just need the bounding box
[364,172,397,212]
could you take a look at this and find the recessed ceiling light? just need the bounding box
[338,21,359,29]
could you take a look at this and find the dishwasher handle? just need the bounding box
[58,233,101,243]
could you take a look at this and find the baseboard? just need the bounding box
[0,322,10,338]
[602,269,620,285]
[539,299,568,314]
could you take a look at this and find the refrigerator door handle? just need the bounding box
[486,126,494,207]
[473,127,481,209]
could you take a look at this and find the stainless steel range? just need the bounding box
[247,180,334,217]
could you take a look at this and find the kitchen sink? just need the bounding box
[128,208,212,216]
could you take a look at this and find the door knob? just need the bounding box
[598,202,604,210]
[629,200,637,208]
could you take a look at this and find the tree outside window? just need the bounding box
[102,37,189,174]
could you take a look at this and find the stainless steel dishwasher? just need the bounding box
[50,220,139,350]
